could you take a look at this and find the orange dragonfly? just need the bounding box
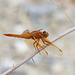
[4,29,62,55]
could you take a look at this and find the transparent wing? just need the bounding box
[46,44,63,56]
[41,38,63,56]
[38,33,63,56]
[21,29,29,35]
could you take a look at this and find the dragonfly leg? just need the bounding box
[33,39,40,52]
[36,42,41,55]
[35,39,39,50]
[34,39,41,54]
[41,39,49,45]
[35,40,42,54]
[32,37,48,55]
[33,41,37,50]
[32,57,36,64]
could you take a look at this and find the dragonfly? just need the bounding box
[4,29,62,55]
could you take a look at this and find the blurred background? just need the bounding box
[0,0,75,75]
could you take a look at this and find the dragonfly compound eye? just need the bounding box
[43,31,49,38]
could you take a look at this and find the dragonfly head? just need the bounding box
[42,31,49,38]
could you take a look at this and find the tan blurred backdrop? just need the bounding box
[0,0,75,75]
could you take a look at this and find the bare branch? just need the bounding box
[2,27,75,75]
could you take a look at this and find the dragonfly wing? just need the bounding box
[47,44,63,56]
[43,38,63,55]
[21,29,30,35]
[38,34,62,55]
[37,29,43,31]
